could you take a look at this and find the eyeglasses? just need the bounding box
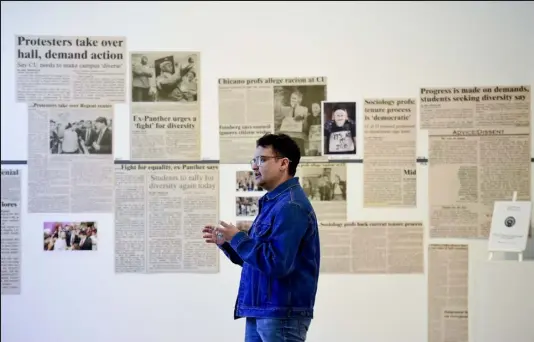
[250,155,290,167]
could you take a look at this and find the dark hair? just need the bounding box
[256,133,301,176]
[95,117,107,125]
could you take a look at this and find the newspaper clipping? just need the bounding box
[363,98,417,207]
[218,76,328,163]
[421,85,531,238]
[114,163,219,274]
[1,168,22,295]
[296,163,347,221]
[428,244,469,342]
[15,35,126,103]
[28,102,114,213]
[319,221,424,274]
[130,51,201,161]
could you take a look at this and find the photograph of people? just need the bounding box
[43,222,98,251]
[322,101,357,155]
[235,197,259,217]
[131,52,198,103]
[301,166,347,201]
[273,85,326,157]
[236,171,264,192]
[49,116,112,155]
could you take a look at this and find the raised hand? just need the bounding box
[202,225,228,246]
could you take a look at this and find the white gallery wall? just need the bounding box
[1,1,533,342]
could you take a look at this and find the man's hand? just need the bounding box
[215,221,240,243]
[203,221,240,245]
[202,225,219,245]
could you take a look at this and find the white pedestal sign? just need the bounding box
[488,192,531,261]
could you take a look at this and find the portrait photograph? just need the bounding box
[273,85,327,157]
[322,101,357,155]
[43,221,98,251]
[131,51,198,103]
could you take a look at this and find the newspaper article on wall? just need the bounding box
[15,35,127,103]
[296,162,347,221]
[218,76,328,163]
[363,98,417,207]
[428,244,469,342]
[319,221,424,274]
[1,168,22,295]
[27,102,114,213]
[114,163,219,274]
[421,85,531,238]
[129,51,201,161]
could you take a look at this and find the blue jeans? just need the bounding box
[245,317,311,342]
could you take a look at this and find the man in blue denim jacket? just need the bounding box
[203,133,321,342]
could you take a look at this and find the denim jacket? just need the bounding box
[219,177,321,319]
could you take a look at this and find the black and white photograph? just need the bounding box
[43,221,98,251]
[273,85,327,157]
[49,114,112,155]
[301,165,347,201]
[236,171,264,192]
[235,197,259,217]
[131,52,198,103]
[322,101,357,155]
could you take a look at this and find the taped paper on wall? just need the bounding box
[422,85,531,238]
[129,51,201,161]
[114,163,219,274]
[218,76,328,163]
[1,168,22,295]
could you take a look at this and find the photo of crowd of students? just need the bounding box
[236,171,264,192]
[301,167,347,201]
[235,197,259,217]
[43,222,98,251]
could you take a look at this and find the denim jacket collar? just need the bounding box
[264,177,300,201]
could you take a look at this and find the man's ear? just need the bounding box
[280,158,290,172]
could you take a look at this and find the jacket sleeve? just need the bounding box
[228,202,309,277]
[218,242,244,266]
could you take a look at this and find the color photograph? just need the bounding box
[43,221,98,251]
